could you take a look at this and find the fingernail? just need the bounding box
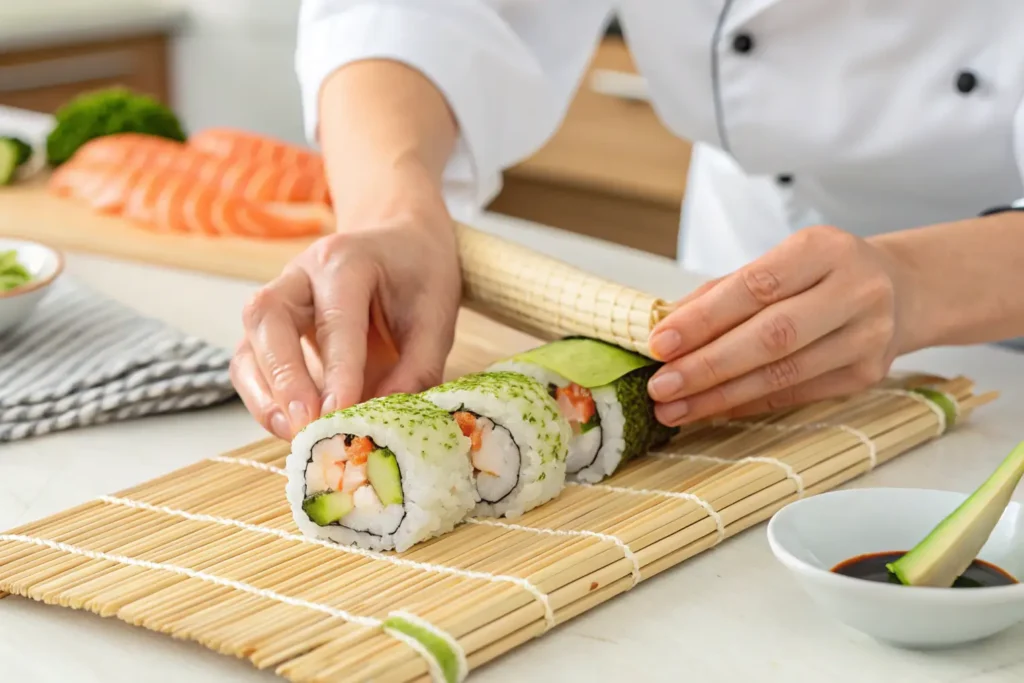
[288,400,309,429]
[269,411,291,440]
[659,400,689,425]
[320,393,337,416]
[648,370,684,400]
[650,329,682,360]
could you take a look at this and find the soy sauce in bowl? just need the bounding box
[832,551,1018,588]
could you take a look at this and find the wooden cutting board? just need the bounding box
[0,173,319,283]
[0,171,553,384]
[0,172,666,357]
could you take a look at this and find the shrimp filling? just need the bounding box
[453,411,521,503]
[549,383,603,473]
[303,434,406,536]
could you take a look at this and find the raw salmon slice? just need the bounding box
[49,162,326,239]
[68,133,331,206]
[187,127,324,175]
[50,163,149,213]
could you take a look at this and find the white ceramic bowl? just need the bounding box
[767,487,1024,649]
[0,237,64,335]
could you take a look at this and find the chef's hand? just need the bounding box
[229,166,461,441]
[646,225,916,426]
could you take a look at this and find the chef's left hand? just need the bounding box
[646,225,916,426]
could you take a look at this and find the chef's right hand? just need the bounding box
[229,163,462,441]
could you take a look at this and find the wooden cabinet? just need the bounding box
[0,33,172,114]
[487,37,692,259]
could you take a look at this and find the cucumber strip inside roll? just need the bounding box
[302,436,406,536]
[424,371,571,519]
[286,393,477,552]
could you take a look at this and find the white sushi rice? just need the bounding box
[425,372,570,519]
[487,360,566,390]
[466,416,520,502]
[488,359,607,475]
[572,384,627,484]
[565,427,603,473]
[286,394,477,553]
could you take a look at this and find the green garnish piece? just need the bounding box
[0,250,33,292]
[46,86,186,167]
[383,614,465,683]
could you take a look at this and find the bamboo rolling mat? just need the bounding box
[0,374,995,682]
[0,170,1000,680]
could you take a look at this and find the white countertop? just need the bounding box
[0,0,187,52]
[2,117,1024,682]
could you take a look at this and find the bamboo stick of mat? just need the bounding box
[0,374,995,683]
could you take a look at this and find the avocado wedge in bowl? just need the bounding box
[0,249,34,292]
[887,441,1024,588]
[768,439,1024,648]
[0,238,64,335]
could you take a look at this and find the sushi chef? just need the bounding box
[229,1,1024,442]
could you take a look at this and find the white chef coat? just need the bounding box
[294,0,1024,279]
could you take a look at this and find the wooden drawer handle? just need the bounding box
[589,69,650,102]
[0,51,136,93]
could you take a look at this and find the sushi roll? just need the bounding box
[488,338,678,484]
[286,393,477,552]
[422,371,571,518]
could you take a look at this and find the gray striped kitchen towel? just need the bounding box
[0,275,238,442]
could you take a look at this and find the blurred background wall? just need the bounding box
[169,0,307,145]
[0,0,692,258]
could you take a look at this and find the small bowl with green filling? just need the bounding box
[0,238,64,335]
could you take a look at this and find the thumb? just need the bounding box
[373,314,454,397]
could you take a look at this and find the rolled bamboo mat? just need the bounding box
[0,373,996,682]
[455,223,673,358]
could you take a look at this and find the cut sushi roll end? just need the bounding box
[286,393,476,552]
[489,342,678,483]
[573,365,677,484]
[300,437,406,534]
[552,382,605,472]
[425,371,571,519]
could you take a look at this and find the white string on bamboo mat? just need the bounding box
[651,453,806,499]
[465,517,642,587]
[209,455,286,475]
[721,420,878,471]
[213,450,644,590]
[829,424,878,470]
[872,388,952,437]
[96,495,555,631]
[0,533,466,682]
[568,482,726,544]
